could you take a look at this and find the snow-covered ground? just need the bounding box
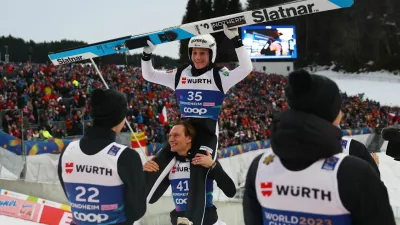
[333,79,400,107]
[379,152,400,208]
[314,69,400,107]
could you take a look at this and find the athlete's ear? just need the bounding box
[186,136,192,144]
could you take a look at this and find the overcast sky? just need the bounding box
[1,0,247,59]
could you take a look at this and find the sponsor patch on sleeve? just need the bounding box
[107,145,121,156]
[321,156,339,171]
[263,154,275,165]
[199,146,214,155]
[341,139,348,149]
[220,67,230,76]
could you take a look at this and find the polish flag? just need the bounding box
[160,106,168,125]
[388,113,400,122]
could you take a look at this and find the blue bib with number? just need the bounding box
[255,150,352,225]
[261,207,352,225]
[169,161,214,212]
[175,68,225,121]
[65,183,125,225]
[175,89,224,121]
[61,142,128,225]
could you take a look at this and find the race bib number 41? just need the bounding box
[171,179,190,212]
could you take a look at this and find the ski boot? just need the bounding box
[177,217,193,225]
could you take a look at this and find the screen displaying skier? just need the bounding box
[241,25,297,60]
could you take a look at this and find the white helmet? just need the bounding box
[188,34,217,63]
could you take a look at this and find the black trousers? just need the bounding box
[146,118,218,225]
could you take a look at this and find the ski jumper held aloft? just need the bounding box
[141,24,253,225]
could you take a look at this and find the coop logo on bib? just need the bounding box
[183,107,207,115]
[73,212,108,223]
[175,198,187,204]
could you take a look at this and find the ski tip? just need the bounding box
[48,56,60,66]
[48,52,100,66]
[328,0,354,8]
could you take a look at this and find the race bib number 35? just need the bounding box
[176,89,225,121]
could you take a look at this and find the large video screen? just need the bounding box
[241,25,297,60]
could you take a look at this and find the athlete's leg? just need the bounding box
[185,126,218,225]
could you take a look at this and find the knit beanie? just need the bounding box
[285,69,342,123]
[90,89,128,128]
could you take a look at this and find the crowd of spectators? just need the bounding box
[0,62,399,149]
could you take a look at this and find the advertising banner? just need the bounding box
[39,205,72,225]
[0,194,42,222]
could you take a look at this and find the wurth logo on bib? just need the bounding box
[260,182,332,201]
[188,78,211,84]
[180,77,212,85]
[65,162,74,174]
[64,163,112,176]
[261,182,273,197]
[172,166,189,174]
[172,166,176,174]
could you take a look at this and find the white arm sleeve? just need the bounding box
[219,46,253,93]
[141,59,177,90]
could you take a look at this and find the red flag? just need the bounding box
[159,106,167,125]
[6,65,14,73]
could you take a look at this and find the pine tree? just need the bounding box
[199,0,213,20]
[245,0,259,10]
[179,0,200,62]
[246,0,286,11]
[213,0,229,17]
[207,0,214,17]
[227,0,242,14]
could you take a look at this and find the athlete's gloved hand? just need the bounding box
[223,24,239,40]
[142,40,156,61]
[143,40,156,54]
[223,24,243,48]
